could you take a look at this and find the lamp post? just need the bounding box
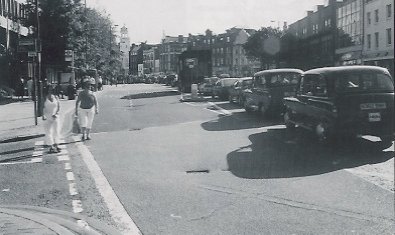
[109,24,118,84]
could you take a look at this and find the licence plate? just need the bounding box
[368,112,381,122]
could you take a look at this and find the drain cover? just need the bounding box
[186,170,210,174]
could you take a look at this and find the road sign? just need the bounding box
[28,51,37,57]
[19,39,35,46]
[65,50,74,62]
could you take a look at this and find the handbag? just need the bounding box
[72,115,80,134]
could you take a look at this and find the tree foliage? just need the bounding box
[243,27,283,69]
[24,0,121,79]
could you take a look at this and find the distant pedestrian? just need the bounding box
[17,77,25,99]
[26,78,33,99]
[42,85,61,153]
[75,80,99,141]
[97,76,103,91]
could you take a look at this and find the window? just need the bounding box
[301,74,328,97]
[226,37,230,42]
[367,12,371,24]
[367,34,371,49]
[387,4,392,18]
[335,73,394,92]
[375,32,379,48]
[374,9,379,23]
[387,28,392,45]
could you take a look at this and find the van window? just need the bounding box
[254,75,266,87]
[300,74,328,97]
[335,72,394,92]
[268,73,300,86]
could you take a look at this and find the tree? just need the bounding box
[243,27,283,69]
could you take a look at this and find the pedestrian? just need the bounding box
[26,78,33,99]
[17,77,25,99]
[75,79,99,141]
[42,85,61,153]
[98,76,103,91]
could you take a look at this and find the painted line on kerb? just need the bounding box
[72,135,142,235]
[207,102,232,115]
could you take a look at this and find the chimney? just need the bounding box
[317,5,324,11]
[178,35,183,43]
[283,22,288,31]
[307,10,313,16]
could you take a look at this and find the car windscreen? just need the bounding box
[334,72,394,92]
[222,79,238,86]
[267,73,300,86]
[242,80,253,86]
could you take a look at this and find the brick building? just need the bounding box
[362,0,394,77]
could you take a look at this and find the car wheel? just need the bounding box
[259,104,267,117]
[229,95,233,103]
[315,121,334,145]
[284,111,295,129]
[244,100,252,113]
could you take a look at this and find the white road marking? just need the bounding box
[2,189,10,192]
[66,172,75,181]
[65,162,71,170]
[72,199,83,213]
[32,151,43,157]
[35,141,44,146]
[58,149,69,155]
[69,183,78,196]
[77,220,91,231]
[30,157,42,163]
[207,102,231,115]
[57,155,70,161]
[73,135,142,235]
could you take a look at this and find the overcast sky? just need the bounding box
[87,0,327,44]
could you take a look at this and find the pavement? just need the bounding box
[0,95,118,234]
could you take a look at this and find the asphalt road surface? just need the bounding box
[67,84,395,234]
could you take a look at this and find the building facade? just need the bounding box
[129,43,151,76]
[286,0,339,70]
[159,35,187,75]
[187,28,258,77]
[0,0,29,88]
[362,0,394,76]
[143,46,159,74]
[119,26,130,75]
[335,0,364,65]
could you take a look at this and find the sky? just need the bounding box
[86,0,327,44]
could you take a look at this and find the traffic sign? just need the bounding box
[28,51,37,57]
[19,39,35,46]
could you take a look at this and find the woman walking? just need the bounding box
[42,85,61,153]
[75,80,99,140]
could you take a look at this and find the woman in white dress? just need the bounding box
[42,85,61,153]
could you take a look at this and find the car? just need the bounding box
[244,68,303,116]
[212,78,239,100]
[228,77,253,104]
[283,65,394,145]
[198,77,219,95]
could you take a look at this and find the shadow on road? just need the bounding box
[201,112,280,131]
[227,127,394,179]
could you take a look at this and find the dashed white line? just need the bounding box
[32,151,43,157]
[65,162,71,170]
[66,172,75,181]
[30,157,43,163]
[72,200,83,213]
[58,155,71,161]
[35,141,44,146]
[69,183,78,196]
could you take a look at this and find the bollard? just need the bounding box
[191,84,198,100]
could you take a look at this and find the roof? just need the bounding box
[304,66,391,76]
[238,77,252,81]
[254,68,304,76]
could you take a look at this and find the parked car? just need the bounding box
[198,77,219,95]
[212,78,239,100]
[283,66,394,145]
[228,77,253,104]
[244,68,303,116]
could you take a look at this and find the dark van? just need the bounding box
[244,68,303,116]
[283,66,394,145]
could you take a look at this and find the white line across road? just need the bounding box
[72,136,142,235]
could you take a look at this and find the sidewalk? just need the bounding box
[0,98,76,143]
[0,205,121,234]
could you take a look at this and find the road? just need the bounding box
[1,84,393,234]
[87,84,394,234]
